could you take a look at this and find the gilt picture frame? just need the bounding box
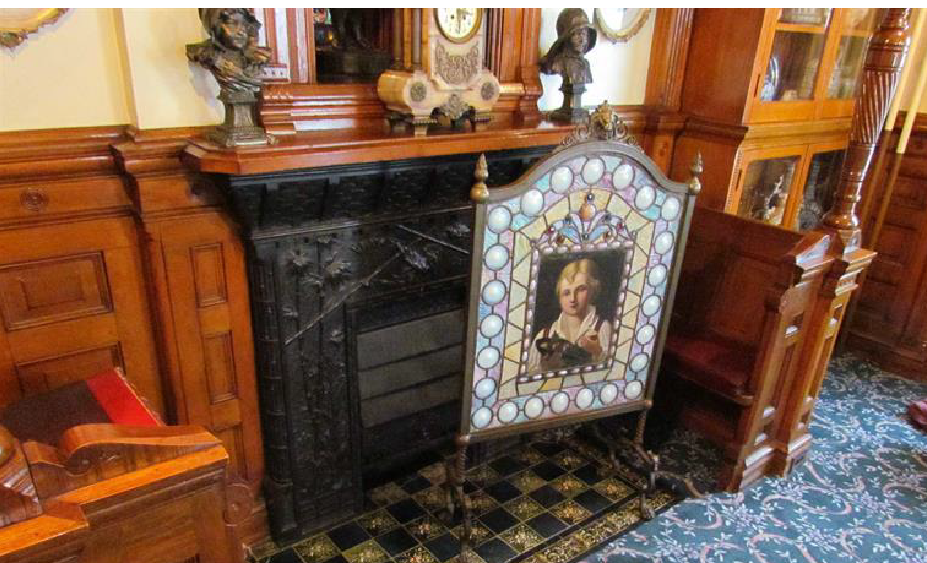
[0,8,67,49]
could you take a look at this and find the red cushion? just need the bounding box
[84,369,161,427]
[0,368,161,445]
[664,333,755,400]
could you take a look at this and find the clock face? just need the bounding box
[434,8,482,43]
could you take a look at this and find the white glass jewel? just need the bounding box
[613,164,633,189]
[525,396,544,418]
[477,347,500,369]
[480,314,504,338]
[576,387,594,409]
[654,231,674,254]
[625,381,643,400]
[498,401,519,423]
[482,280,505,305]
[582,158,604,184]
[551,166,573,193]
[661,197,680,220]
[521,190,544,216]
[642,295,661,317]
[472,407,492,428]
[636,324,655,345]
[475,377,496,399]
[488,206,512,233]
[485,245,509,270]
[551,392,570,413]
[634,185,655,210]
[648,264,667,286]
[630,353,649,372]
[600,383,618,404]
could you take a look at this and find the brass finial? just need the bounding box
[688,152,703,195]
[471,154,489,202]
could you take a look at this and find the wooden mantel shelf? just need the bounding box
[183,119,575,176]
[182,106,678,177]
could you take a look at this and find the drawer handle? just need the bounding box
[20,188,49,212]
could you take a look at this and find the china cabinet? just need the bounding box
[669,8,881,227]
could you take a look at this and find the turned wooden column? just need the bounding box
[772,9,912,475]
[822,9,912,251]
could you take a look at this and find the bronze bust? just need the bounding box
[186,9,270,147]
[539,9,597,123]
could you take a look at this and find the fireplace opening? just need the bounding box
[349,285,466,482]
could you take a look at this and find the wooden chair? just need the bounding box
[657,207,832,491]
[0,368,248,563]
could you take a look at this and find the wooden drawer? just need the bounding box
[0,177,132,223]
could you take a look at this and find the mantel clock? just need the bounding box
[378,8,500,136]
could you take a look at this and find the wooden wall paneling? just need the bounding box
[645,9,694,110]
[0,217,162,414]
[115,132,267,545]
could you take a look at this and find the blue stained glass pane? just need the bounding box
[534,175,551,193]
[511,214,533,231]
[602,155,622,173]
[560,226,581,243]
[642,206,661,222]
[588,225,611,241]
[482,230,498,250]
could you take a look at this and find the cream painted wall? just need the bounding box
[537,8,654,112]
[4,8,652,132]
[117,8,222,130]
[896,8,927,115]
[0,8,222,132]
[0,9,130,131]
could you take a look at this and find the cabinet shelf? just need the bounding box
[774,23,828,35]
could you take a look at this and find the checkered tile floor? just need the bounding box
[255,437,677,563]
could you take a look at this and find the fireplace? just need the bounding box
[217,146,552,542]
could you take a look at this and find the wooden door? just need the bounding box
[817,9,885,119]
[0,216,163,413]
[729,145,807,225]
[784,140,848,230]
[747,8,835,123]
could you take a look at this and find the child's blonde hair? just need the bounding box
[555,258,601,303]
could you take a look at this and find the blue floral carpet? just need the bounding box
[581,354,927,563]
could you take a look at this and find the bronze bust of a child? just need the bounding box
[539,9,597,123]
[186,9,270,147]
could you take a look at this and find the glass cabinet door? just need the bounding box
[795,149,845,231]
[820,9,884,118]
[736,155,802,226]
[751,9,832,122]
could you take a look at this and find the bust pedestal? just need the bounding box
[549,83,588,124]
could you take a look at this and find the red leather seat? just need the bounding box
[664,333,755,403]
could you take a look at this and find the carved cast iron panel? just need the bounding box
[221,147,552,542]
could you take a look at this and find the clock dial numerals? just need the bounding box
[435,8,481,43]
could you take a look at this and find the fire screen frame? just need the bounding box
[460,131,699,442]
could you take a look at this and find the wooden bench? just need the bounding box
[657,207,832,491]
[0,369,248,563]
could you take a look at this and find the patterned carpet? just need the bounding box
[258,354,927,563]
[583,354,927,563]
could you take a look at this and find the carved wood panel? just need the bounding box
[148,212,262,488]
[0,217,162,412]
[0,252,112,331]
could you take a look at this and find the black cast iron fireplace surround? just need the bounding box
[216,146,553,543]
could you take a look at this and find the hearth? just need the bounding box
[217,146,552,542]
